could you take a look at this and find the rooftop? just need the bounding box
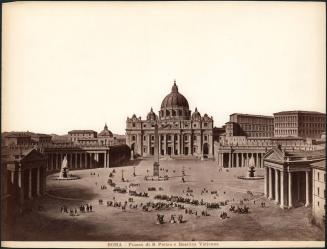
[68,130,97,134]
[273,110,326,115]
[230,113,274,119]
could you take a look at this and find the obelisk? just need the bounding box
[153,123,159,177]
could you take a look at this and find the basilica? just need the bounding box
[126,81,214,158]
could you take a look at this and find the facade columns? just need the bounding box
[268,167,273,199]
[280,170,285,208]
[275,169,279,204]
[75,153,78,168]
[305,171,310,207]
[172,135,175,156]
[84,153,87,168]
[36,167,40,196]
[11,171,14,184]
[104,153,107,168]
[228,153,231,168]
[90,153,94,168]
[261,154,264,168]
[264,167,268,197]
[18,168,24,204]
[28,169,33,200]
[107,151,110,168]
[54,154,58,170]
[288,172,293,208]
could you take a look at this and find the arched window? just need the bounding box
[166,110,170,116]
[172,110,176,116]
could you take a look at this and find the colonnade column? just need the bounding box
[261,154,264,168]
[305,171,310,207]
[275,169,279,204]
[172,135,175,156]
[280,170,285,208]
[288,172,293,208]
[228,153,231,168]
[264,167,268,197]
[18,167,24,204]
[75,153,78,169]
[256,154,259,168]
[84,153,87,168]
[107,151,110,168]
[28,169,33,200]
[268,167,273,199]
[36,167,40,196]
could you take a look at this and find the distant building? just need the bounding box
[30,133,52,146]
[98,124,114,146]
[263,147,324,209]
[126,81,214,158]
[68,130,98,143]
[2,132,52,148]
[274,111,326,139]
[2,132,33,147]
[226,113,274,138]
[310,160,325,228]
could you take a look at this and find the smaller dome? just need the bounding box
[99,123,113,137]
[191,107,201,120]
[147,107,158,121]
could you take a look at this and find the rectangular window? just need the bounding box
[318,187,320,196]
[318,172,320,181]
[204,123,208,127]
[204,135,207,141]
[143,136,146,141]
[151,136,154,141]
[193,135,197,141]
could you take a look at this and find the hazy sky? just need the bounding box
[2,2,326,135]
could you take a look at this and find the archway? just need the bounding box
[130,143,135,160]
[203,143,209,158]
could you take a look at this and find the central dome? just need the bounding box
[161,81,189,109]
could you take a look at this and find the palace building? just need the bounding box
[274,111,326,139]
[126,81,214,159]
[226,113,274,138]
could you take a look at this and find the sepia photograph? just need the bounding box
[1,1,326,248]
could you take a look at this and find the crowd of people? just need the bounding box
[60,204,93,216]
[156,214,185,224]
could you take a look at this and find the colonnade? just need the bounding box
[11,166,46,204]
[217,152,265,168]
[46,151,109,171]
[140,133,212,157]
[264,167,311,208]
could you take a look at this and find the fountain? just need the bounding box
[53,155,80,180]
[238,156,264,180]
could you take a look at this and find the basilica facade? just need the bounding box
[126,81,214,158]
